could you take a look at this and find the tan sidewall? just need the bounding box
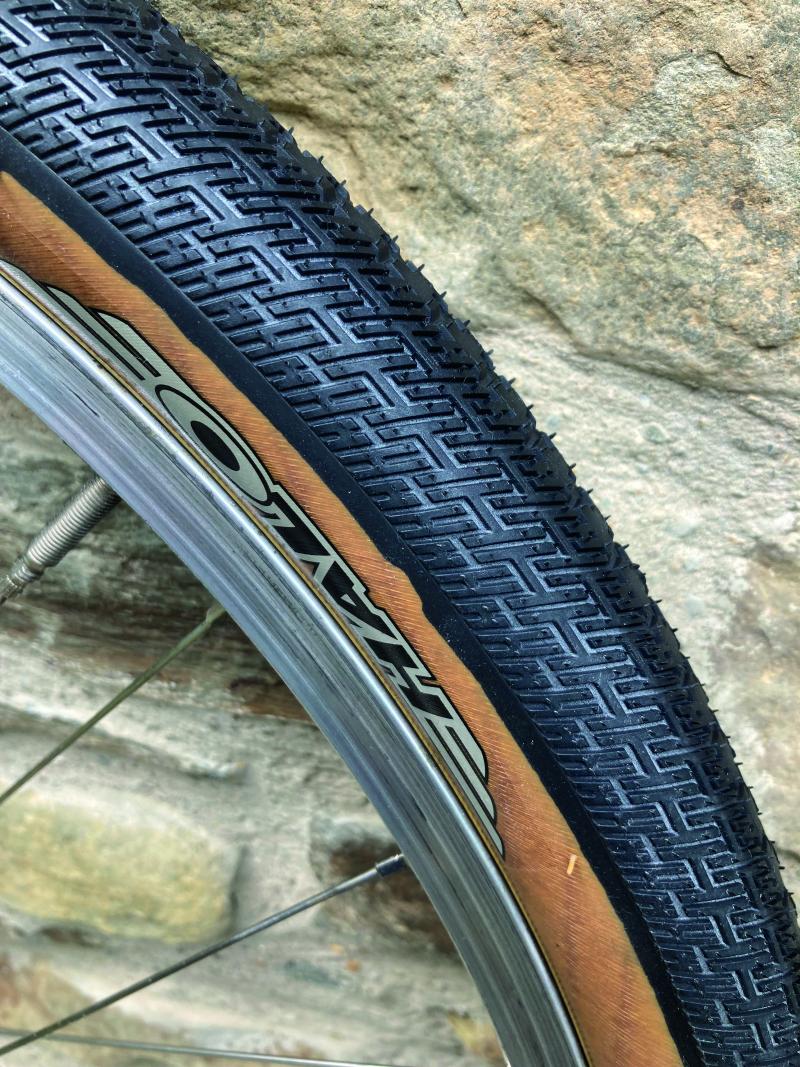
[0,172,682,1067]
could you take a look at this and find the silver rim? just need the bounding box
[0,267,586,1067]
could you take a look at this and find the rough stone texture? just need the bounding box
[1,0,799,1062]
[0,782,240,943]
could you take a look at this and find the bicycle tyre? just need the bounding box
[0,2,798,1064]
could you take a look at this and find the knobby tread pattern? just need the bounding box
[1,2,799,1062]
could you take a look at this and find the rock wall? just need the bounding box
[0,0,798,1063]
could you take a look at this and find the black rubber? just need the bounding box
[1,2,799,1063]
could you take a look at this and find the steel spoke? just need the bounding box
[0,1029,413,1066]
[0,602,226,807]
[0,854,406,1057]
[0,475,118,605]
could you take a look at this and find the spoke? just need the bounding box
[0,602,226,807]
[0,475,118,605]
[0,854,406,1058]
[0,1029,413,1067]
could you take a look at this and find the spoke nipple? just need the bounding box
[204,601,226,624]
[375,852,406,878]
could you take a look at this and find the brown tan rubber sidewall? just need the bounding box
[0,171,683,1067]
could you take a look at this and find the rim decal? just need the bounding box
[8,259,504,857]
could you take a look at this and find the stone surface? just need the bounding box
[1,0,799,1062]
[0,781,240,944]
[0,938,497,1066]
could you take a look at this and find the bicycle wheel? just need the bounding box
[0,2,797,1064]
